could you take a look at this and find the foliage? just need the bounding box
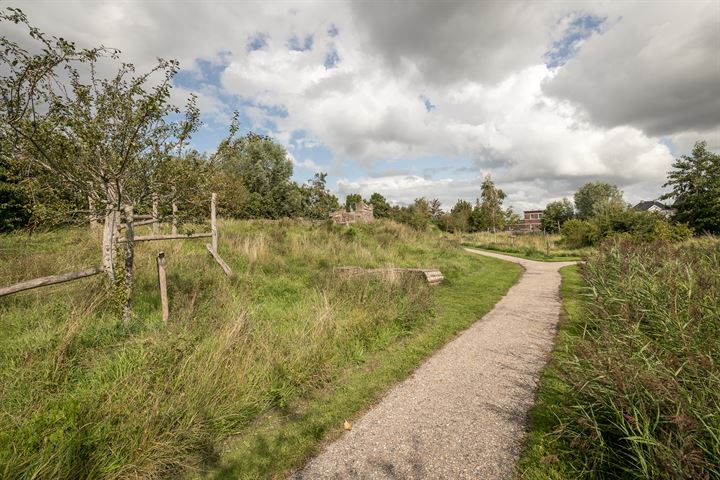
[300,172,340,220]
[541,198,574,232]
[520,239,720,479]
[560,219,598,248]
[573,181,624,220]
[662,140,720,234]
[0,219,520,478]
[0,156,30,231]
[368,192,390,218]
[217,132,302,219]
[475,174,507,232]
[428,198,443,220]
[0,8,200,226]
[440,199,473,233]
[344,193,364,212]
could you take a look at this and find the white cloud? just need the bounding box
[8,1,717,211]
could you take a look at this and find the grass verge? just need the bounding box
[515,265,583,479]
[0,220,521,479]
[463,244,583,262]
[195,246,520,479]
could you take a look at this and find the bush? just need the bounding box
[561,205,694,247]
[560,219,598,248]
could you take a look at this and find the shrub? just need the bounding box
[560,219,598,248]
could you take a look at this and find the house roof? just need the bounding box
[633,200,670,211]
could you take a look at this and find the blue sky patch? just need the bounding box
[327,23,339,37]
[420,95,436,112]
[545,14,606,68]
[324,47,340,69]
[288,34,314,51]
[247,33,268,51]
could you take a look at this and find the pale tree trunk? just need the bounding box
[122,204,135,326]
[101,184,120,280]
[152,193,159,235]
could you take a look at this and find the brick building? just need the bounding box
[516,209,543,232]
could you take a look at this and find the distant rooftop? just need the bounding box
[633,200,671,212]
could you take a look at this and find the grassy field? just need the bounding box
[518,238,720,479]
[460,231,591,261]
[0,219,521,479]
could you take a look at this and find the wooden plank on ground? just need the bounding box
[334,267,444,285]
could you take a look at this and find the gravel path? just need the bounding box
[292,249,576,479]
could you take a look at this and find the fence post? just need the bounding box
[122,205,135,326]
[211,192,218,254]
[546,238,550,257]
[172,200,178,236]
[157,251,169,323]
[152,193,159,235]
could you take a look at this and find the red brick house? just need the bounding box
[516,209,543,232]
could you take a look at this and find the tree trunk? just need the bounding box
[101,184,120,280]
[152,193,159,235]
[122,204,135,326]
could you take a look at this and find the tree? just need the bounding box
[216,132,301,219]
[574,181,624,219]
[428,198,443,221]
[369,192,390,218]
[300,172,339,219]
[662,141,720,234]
[445,199,472,232]
[1,8,200,282]
[476,174,507,232]
[541,198,574,232]
[407,197,432,230]
[504,207,521,230]
[344,193,363,212]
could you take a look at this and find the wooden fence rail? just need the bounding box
[0,267,104,297]
[117,233,212,243]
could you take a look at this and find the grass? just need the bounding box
[517,237,720,479]
[459,231,591,262]
[0,219,521,479]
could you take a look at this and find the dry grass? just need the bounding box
[0,219,520,479]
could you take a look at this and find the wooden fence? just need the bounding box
[0,193,233,323]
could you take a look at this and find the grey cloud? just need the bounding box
[543,3,720,135]
[349,0,568,85]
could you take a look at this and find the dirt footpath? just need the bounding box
[291,249,576,479]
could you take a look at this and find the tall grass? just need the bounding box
[519,237,720,479]
[0,219,520,479]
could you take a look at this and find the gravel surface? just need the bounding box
[291,249,576,480]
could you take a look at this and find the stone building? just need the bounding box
[330,200,374,224]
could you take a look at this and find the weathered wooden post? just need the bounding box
[157,251,169,323]
[172,200,178,236]
[546,238,551,257]
[152,193,159,235]
[122,205,135,326]
[211,192,218,254]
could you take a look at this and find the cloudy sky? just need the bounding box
[11,0,720,211]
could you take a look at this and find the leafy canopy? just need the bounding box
[662,141,720,234]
